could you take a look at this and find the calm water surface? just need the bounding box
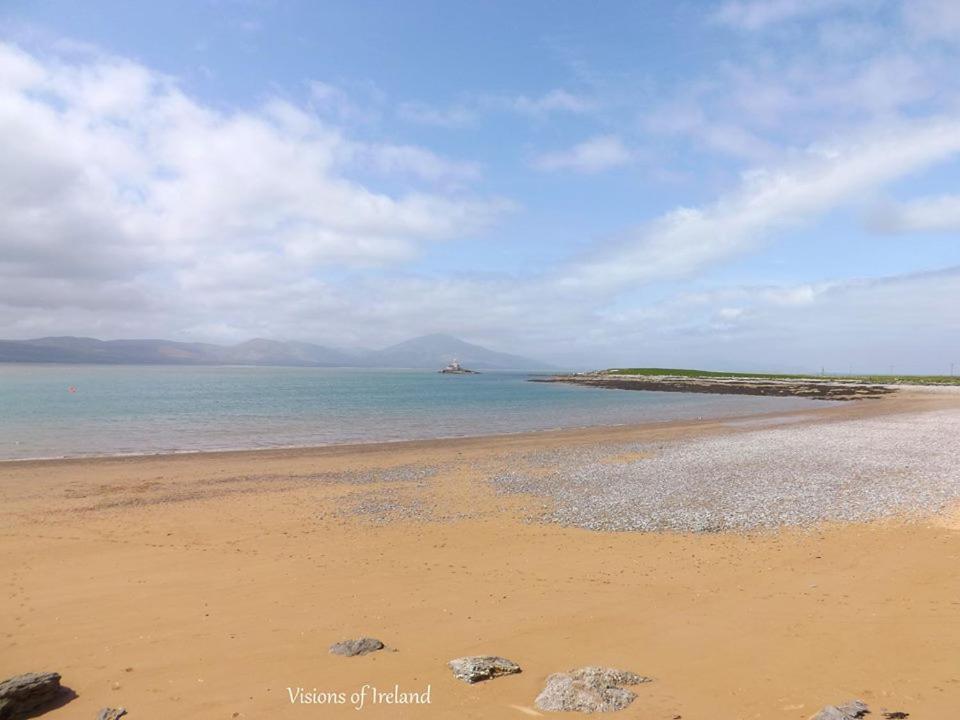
[0,365,830,460]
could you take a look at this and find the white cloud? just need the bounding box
[581,267,960,372]
[903,0,960,40]
[715,0,860,31]
[644,93,777,161]
[0,41,508,318]
[307,79,386,125]
[559,118,960,290]
[397,89,594,128]
[510,89,594,115]
[276,110,960,356]
[341,141,482,184]
[643,48,950,166]
[868,193,960,233]
[533,135,632,173]
[397,100,475,127]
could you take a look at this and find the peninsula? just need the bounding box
[531,367,960,400]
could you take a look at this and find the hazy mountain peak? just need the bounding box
[372,334,548,370]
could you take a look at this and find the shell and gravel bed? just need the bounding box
[490,409,960,532]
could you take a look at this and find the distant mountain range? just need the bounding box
[0,333,552,370]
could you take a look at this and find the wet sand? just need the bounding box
[2,390,959,719]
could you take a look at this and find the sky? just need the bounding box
[1,0,959,372]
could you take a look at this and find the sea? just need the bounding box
[0,365,828,461]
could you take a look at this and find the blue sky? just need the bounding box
[1,0,959,371]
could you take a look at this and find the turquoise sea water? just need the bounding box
[0,365,829,460]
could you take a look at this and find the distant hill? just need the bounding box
[0,337,352,367]
[0,334,550,370]
[219,339,358,366]
[365,333,548,370]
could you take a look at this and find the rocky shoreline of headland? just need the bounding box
[530,372,896,400]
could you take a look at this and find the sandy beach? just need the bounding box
[3,389,960,719]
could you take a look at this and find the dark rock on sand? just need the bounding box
[534,667,651,713]
[96,709,127,720]
[0,672,65,720]
[812,700,870,720]
[329,637,385,656]
[447,656,521,683]
[881,713,909,719]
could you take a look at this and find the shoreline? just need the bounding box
[13,379,960,468]
[5,384,948,468]
[0,396,838,467]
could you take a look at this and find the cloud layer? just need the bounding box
[533,135,633,174]
[0,42,506,333]
[2,0,960,372]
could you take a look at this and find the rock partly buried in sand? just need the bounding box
[811,700,870,720]
[96,709,127,720]
[329,637,385,657]
[534,667,651,713]
[0,672,64,720]
[447,656,521,683]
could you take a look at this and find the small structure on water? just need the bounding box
[439,359,479,374]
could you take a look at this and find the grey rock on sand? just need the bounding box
[447,656,521,683]
[97,709,127,720]
[329,637,385,657]
[0,672,64,720]
[812,700,870,720]
[534,667,651,713]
